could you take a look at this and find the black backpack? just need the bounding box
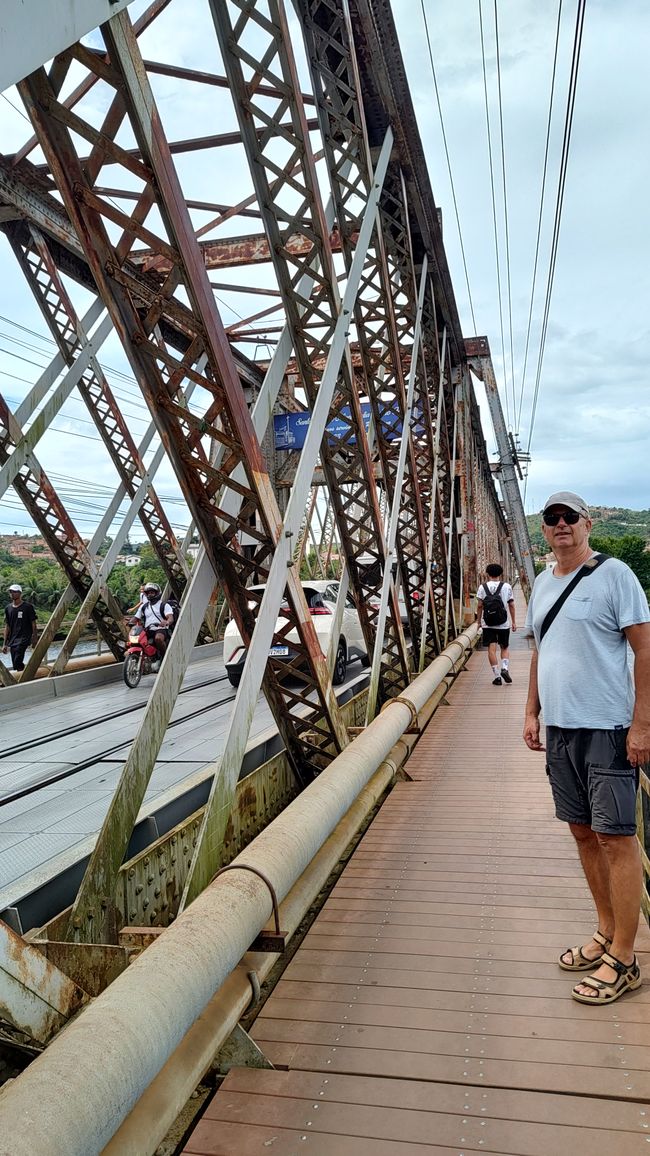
[481,582,508,627]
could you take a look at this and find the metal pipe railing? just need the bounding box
[0,627,477,1156]
[105,663,467,1156]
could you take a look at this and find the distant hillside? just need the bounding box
[526,507,650,554]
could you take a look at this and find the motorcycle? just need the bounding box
[123,620,160,688]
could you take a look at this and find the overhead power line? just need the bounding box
[525,0,587,468]
[492,0,517,426]
[419,0,478,334]
[478,0,510,427]
[516,0,564,433]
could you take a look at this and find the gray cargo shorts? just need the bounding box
[545,726,638,836]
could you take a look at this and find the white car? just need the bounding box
[223,580,368,688]
[368,588,421,633]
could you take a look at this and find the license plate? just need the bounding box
[269,645,289,657]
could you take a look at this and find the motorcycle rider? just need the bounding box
[134,582,174,667]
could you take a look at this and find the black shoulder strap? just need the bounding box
[481,581,503,598]
[539,553,609,644]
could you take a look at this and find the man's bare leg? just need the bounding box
[487,641,501,681]
[560,823,614,966]
[573,834,642,995]
[154,629,168,659]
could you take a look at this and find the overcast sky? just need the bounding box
[0,0,648,544]
[393,0,650,512]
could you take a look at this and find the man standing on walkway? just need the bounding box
[2,584,38,672]
[476,563,516,685]
[523,491,650,1005]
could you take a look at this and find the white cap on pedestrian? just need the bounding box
[542,491,589,518]
[8,583,22,592]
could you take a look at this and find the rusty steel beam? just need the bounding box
[465,337,535,592]
[10,0,173,165]
[141,57,316,104]
[211,0,410,708]
[0,0,520,971]
[18,12,349,939]
[375,170,445,656]
[28,118,320,177]
[0,156,269,396]
[7,224,193,603]
[131,225,352,274]
[0,920,89,1046]
[295,0,449,671]
[64,171,352,942]
[177,118,397,908]
[0,393,127,658]
[349,0,465,364]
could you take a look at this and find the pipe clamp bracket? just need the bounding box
[380,695,419,732]
[212,863,287,952]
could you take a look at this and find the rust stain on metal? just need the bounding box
[1,921,89,1044]
[31,940,131,998]
[131,227,353,275]
[118,927,164,951]
[238,783,258,822]
[464,336,490,358]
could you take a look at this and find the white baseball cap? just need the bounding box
[8,583,22,592]
[542,491,589,517]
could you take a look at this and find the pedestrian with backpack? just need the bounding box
[476,563,516,685]
[523,491,650,1005]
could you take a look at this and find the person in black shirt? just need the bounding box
[3,584,38,672]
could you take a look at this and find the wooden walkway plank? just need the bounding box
[184,600,650,1153]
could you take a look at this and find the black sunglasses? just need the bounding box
[542,510,581,527]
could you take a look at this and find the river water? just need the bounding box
[0,637,106,669]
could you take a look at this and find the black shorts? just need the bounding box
[545,726,638,835]
[482,627,510,647]
[147,625,170,641]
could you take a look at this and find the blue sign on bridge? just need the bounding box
[273,402,423,451]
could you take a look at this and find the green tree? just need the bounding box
[97,535,113,556]
[590,533,650,592]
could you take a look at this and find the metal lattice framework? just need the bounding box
[0,0,529,935]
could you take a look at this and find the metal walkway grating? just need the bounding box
[184,605,650,1154]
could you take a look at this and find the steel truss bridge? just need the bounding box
[4,1,621,1152]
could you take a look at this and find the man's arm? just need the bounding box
[30,606,38,647]
[523,646,544,751]
[508,597,517,631]
[624,622,650,767]
[475,598,483,625]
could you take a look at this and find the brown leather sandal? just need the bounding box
[558,929,611,972]
[572,952,641,1005]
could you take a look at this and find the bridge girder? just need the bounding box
[0,0,520,948]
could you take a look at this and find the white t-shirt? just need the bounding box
[477,580,513,629]
[136,599,173,631]
[525,557,649,728]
